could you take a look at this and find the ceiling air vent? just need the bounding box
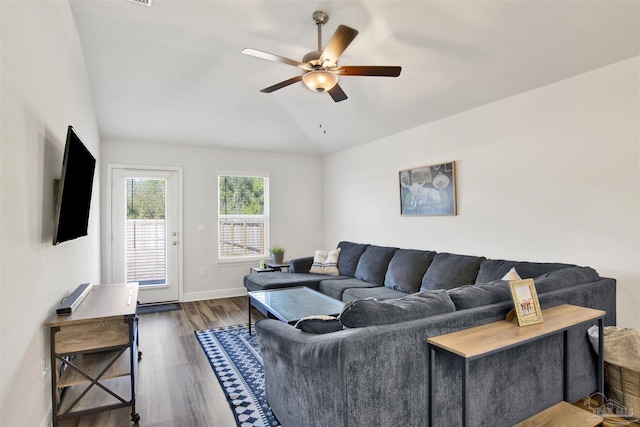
[128,0,152,6]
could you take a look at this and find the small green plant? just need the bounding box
[270,244,285,254]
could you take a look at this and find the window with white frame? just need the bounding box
[218,173,269,260]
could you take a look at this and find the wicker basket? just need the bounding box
[605,361,640,417]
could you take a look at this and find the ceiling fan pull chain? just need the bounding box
[318,93,322,132]
[319,95,327,135]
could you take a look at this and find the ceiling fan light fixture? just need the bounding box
[302,70,339,92]
[242,10,400,102]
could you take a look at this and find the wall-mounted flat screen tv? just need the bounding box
[53,126,96,245]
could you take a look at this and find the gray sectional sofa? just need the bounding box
[244,241,616,426]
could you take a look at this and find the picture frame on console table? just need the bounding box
[509,279,544,326]
[399,161,456,216]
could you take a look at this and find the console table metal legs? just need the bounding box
[597,317,605,404]
[429,346,471,426]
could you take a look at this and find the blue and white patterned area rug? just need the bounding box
[195,325,280,427]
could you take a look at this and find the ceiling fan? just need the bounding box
[242,11,402,102]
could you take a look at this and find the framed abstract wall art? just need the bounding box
[399,161,457,216]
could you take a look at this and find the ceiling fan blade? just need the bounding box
[260,75,303,93]
[337,66,402,77]
[242,48,302,68]
[327,83,348,103]
[319,25,359,66]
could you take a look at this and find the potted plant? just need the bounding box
[269,244,285,264]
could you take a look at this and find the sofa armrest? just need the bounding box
[256,319,351,427]
[289,256,313,273]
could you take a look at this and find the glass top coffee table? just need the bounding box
[247,286,345,334]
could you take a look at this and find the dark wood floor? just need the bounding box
[57,297,638,427]
[58,297,263,427]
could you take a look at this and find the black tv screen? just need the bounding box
[53,126,96,245]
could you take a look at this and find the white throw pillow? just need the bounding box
[309,248,341,275]
[502,267,522,281]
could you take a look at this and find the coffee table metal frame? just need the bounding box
[247,286,345,335]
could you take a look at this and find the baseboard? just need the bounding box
[182,287,246,302]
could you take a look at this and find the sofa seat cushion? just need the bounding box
[532,266,600,294]
[384,249,436,293]
[447,280,512,310]
[354,245,398,286]
[476,259,574,283]
[336,241,370,277]
[339,289,456,328]
[420,253,485,291]
[318,278,380,301]
[243,272,347,292]
[342,286,409,303]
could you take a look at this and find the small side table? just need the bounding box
[265,262,290,272]
[249,266,278,274]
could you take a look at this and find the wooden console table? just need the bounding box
[45,283,140,426]
[427,304,605,426]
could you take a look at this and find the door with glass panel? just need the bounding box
[111,167,181,303]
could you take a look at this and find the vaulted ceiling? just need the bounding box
[69,1,639,156]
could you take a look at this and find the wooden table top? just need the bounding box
[45,283,139,327]
[427,304,605,359]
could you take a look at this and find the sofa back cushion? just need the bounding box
[449,266,601,310]
[336,241,370,277]
[384,249,436,293]
[354,245,398,286]
[532,266,600,294]
[420,253,485,291]
[447,280,511,310]
[476,259,574,283]
[339,289,456,328]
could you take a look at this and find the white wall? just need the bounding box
[100,142,323,300]
[0,2,101,427]
[324,57,640,329]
